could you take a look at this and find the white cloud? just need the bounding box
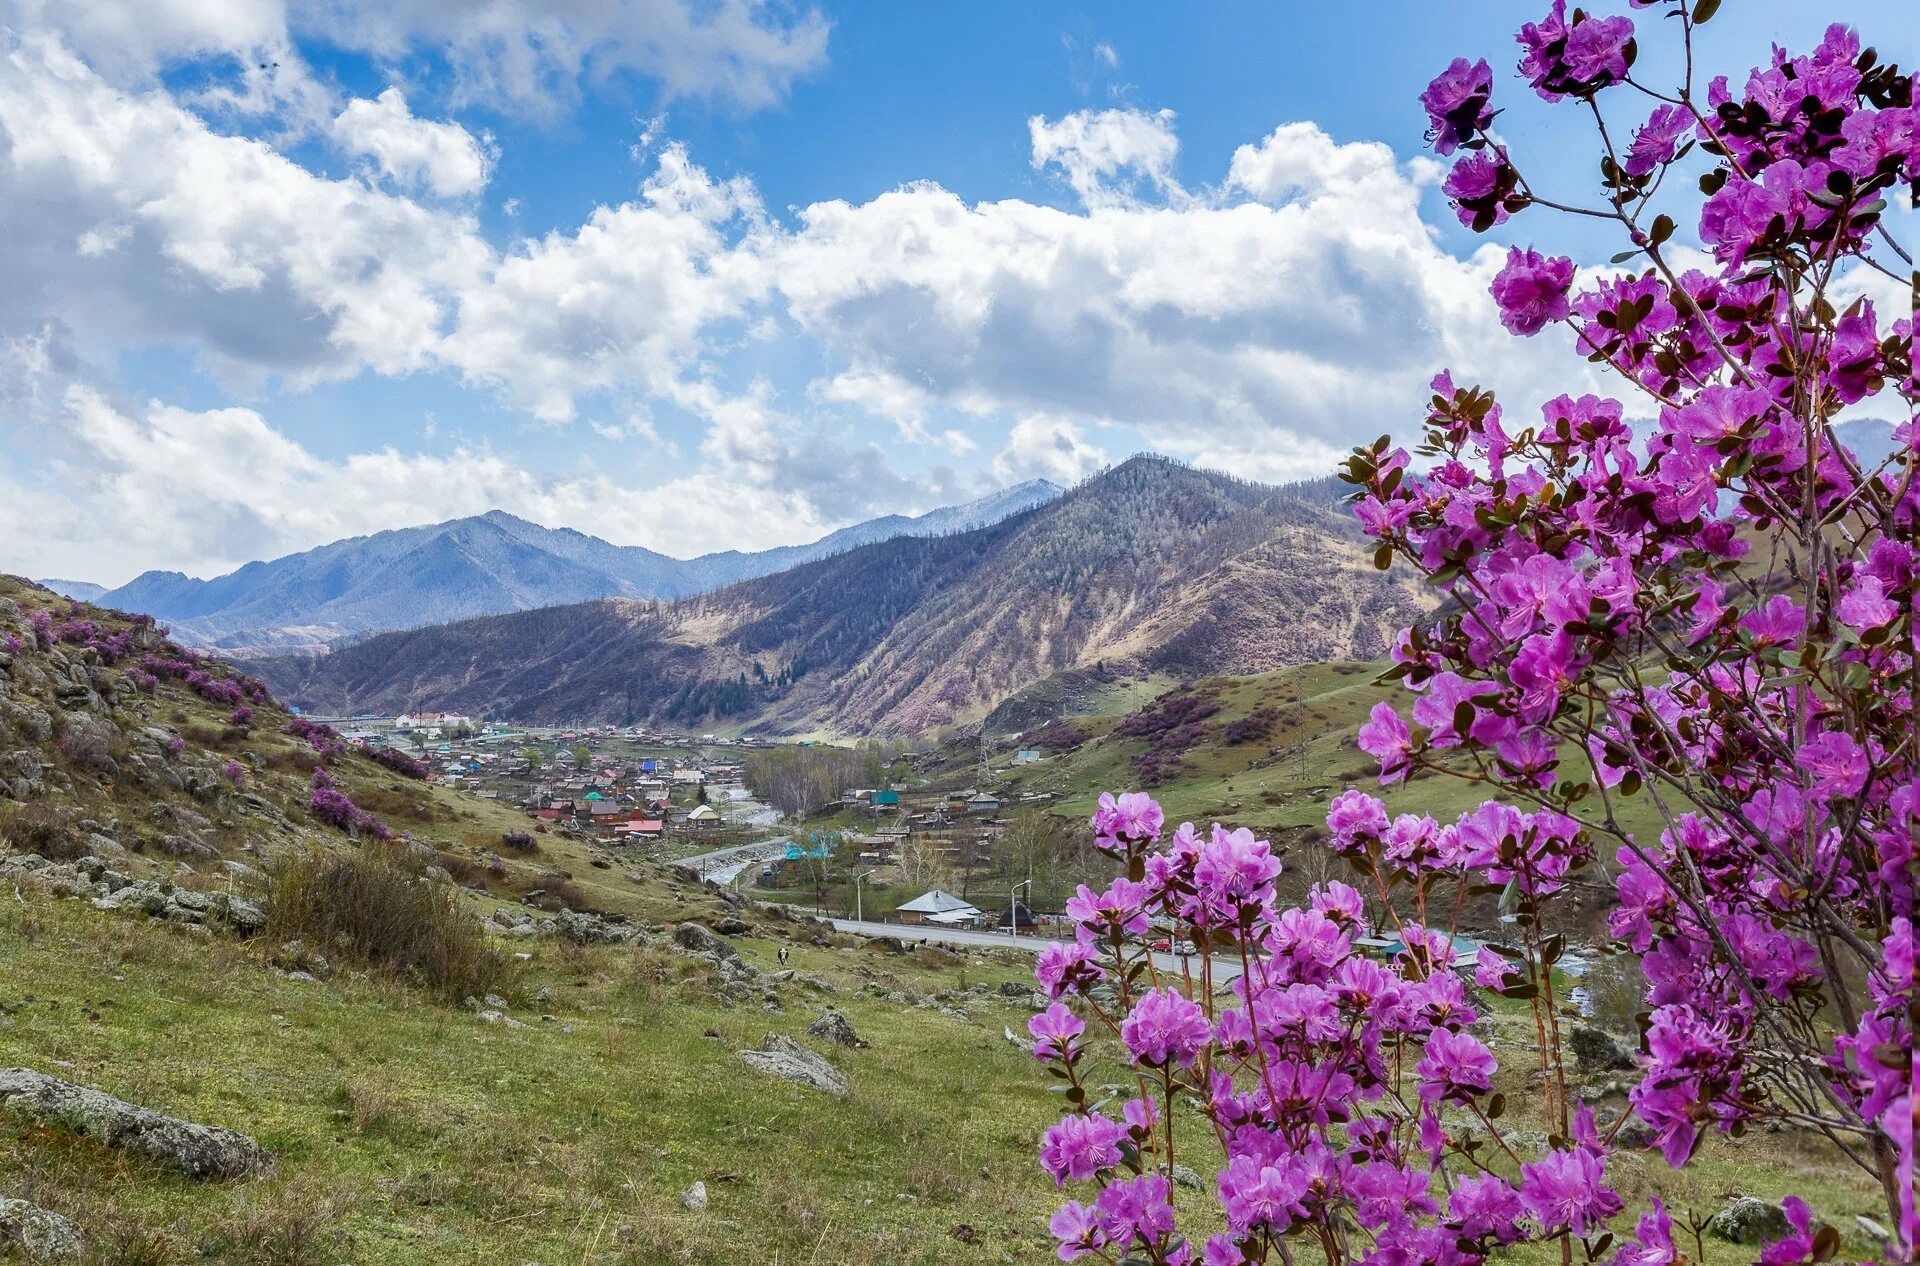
[1029,107,1182,208]
[0,386,856,582]
[994,415,1109,486]
[330,87,493,197]
[2,0,829,117]
[0,37,1614,581]
[0,32,488,382]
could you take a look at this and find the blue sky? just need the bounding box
[0,0,1909,583]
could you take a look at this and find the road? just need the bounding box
[826,918,1245,984]
[678,838,791,885]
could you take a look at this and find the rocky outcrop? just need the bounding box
[804,1009,865,1048]
[0,855,265,935]
[1708,1197,1793,1245]
[0,1067,272,1179]
[0,1197,83,1261]
[672,921,739,961]
[737,1034,849,1097]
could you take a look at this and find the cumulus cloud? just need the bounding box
[2,0,829,116]
[1029,107,1183,208]
[0,386,885,583]
[331,88,494,196]
[0,33,1613,581]
[993,415,1109,485]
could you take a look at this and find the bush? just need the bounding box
[364,745,430,780]
[0,802,81,860]
[501,829,537,853]
[266,846,508,998]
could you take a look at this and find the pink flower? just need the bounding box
[1418,1028,1497,1103]
[1039,1112,1127,1185]
[1120,988,1210,1068]
[1048,1201,1108,1262]
[1519,1147,1622,1235]
[1357,701,1413,781]
[1029,1003,1086,1063]
[1492,247,1575,336]
[1623,104,1690,176]
[1837,574,1898,632]
[1421,57,1495,155]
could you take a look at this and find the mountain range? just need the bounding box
[252,456,1431,736]
[67,481,1061,655]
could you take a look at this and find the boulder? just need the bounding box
[737,1034,849,1096]
[0,1196,83,1260]
[673,922,739,961]
[1569,1025,1634,1074]
[0,1067,272,1179]
[1708,1197,1792,1245]
[804,1009,866,1048]
[681,1181,709,1211]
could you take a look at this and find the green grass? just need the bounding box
[0,894,1066,1264]
[990,661,1670,847]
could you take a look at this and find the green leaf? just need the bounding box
[1374,543,1395,571]
[1610,249,1643,264]
[1649,214,1675,247]
[1693,0,1721,22]
[1487,1092,1507,1119]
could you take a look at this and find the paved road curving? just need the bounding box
[678,838,791,886]
[826,917,1245,984]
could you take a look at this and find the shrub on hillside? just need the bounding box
[267,846,508,999]
[0,802,82,860]
[501,829,537,853]
[308,768,392,839]
[364,745,430,780]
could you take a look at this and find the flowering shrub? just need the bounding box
[1035,7,1913,1264]
[363,744,430,780]
[228,706,254,728]
[1,633,20,655]
[1118,690,1223,784]
[284,717,349,760]
[223,759,247,788]
[26,609,52,651]
[138,650,273,707]
[308,767,391,840]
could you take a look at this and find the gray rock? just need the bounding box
[737,1033,849,1096]
[804,1009,866,1048]
[0,1196,83,1260]
[1708,1197,1792,1245]
[1570,1025,1634,1074]
[1169,1164,1205,1191]
[681,1181,708,1211]
[673,922,739,961]
[0,1066,271,1179]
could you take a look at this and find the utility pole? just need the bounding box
[1010,878,1032,947]
[855,869,876,926]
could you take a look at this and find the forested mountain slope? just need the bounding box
[253,457,1430,734]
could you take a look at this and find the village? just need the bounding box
[301,708,1088,936]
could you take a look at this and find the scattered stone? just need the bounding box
[715,916,750,936]
[681,1181,708,1211]
[1169,1164,1205,1191]
[1569,1025,1634,1074]
[0,1067,272,1179]
[478,1011,525,1030]
[804,1009,866,1048]
[737,1033,849,1096]
[672,922,738,961]
[0,1196,83,1260]
[1708,1197,1792,1245]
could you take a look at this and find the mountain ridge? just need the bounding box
[92,480,1062,655]
[251,457,1431,736]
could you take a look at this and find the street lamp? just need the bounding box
[854,869,877,926]
[1010,878,1033,946]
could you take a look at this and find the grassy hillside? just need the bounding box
[0,894,1076,1264]
[983,660,1668,853]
